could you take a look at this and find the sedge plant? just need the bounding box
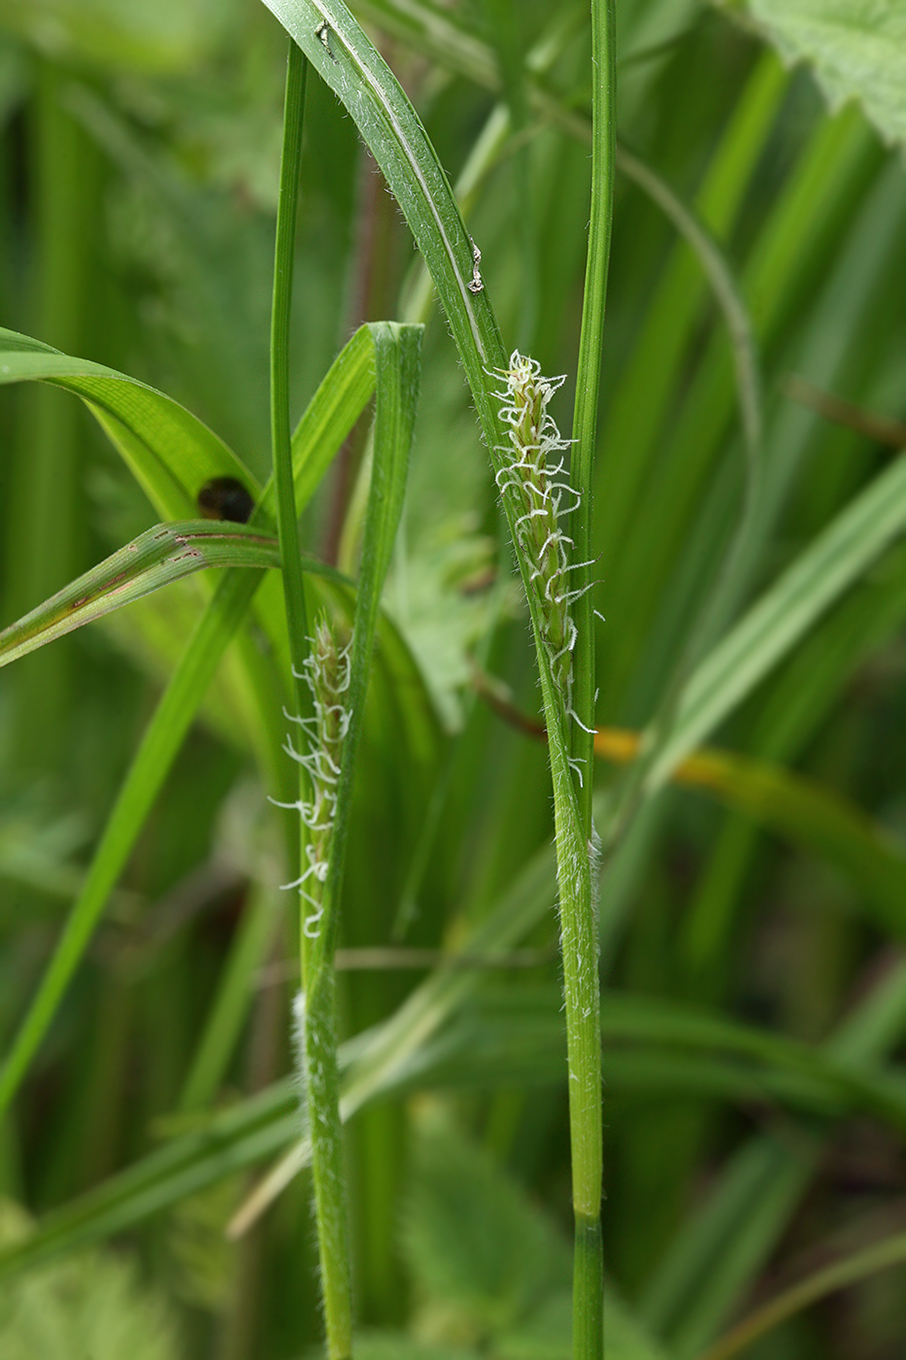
[263,8,614,1347]
[0,2,614,1350]
[6,1,906,1358]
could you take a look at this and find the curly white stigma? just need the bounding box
[273,616,352,939]
[491,351,597,781]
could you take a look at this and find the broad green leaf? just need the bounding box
[0,322,376,531]
[0,313,355,698]
[0,328,254,521]
[722,0,906,147]
[402,1112,670,1359]
[401,1112,570,1331]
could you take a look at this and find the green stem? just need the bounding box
[571,0,615,833]
[302,968,352,1357]
[565,1,614,1353]
[270,40,353,1358]
[542,667,602,1360]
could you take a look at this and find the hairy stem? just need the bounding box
[567,0,615,1349]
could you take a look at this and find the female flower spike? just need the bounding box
[275,615,352,939]
[492,352,595,778]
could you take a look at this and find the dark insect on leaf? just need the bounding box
[197,476,255,524]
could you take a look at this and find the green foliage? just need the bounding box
[0,1202,182,1360]
[723,0,906,145]
[401,1111,571,1338]
[0,0,240,73]
[2,0,906,1355]
[395,1112,666,1360]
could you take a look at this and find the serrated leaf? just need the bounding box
[722,0,906,147]
[401,1113,570,1334]
[0,1201,182,1360]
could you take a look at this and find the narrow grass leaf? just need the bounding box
[643,958,906,1353]
[595,730,906,941]
[0,522,285,668]
[700,1225,906,1360]
[0,328,380,1120]
[396,987,906,1129]
[646,452,906,792]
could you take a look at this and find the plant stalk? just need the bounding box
[557,0,616,1349]
[270,39,353,1360]
[570,0,615,833]
[564,0,615,1353]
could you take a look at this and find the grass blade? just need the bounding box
[0,521,285,668]
[0,327,254,518]
[0,326,381,1121]
[699,1226,906,1360]
[646,452,906,793]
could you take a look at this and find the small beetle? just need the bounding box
[197,476,255,525]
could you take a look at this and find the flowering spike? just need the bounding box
[491,351,598,755]
[274,615,352,940]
